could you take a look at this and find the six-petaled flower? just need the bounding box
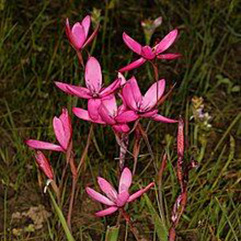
[119,29,180,72]
[86,167,154,217]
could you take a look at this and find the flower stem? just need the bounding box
[115,132,129,172]
[121,209,141,241]
[76,51,84,68]
[66,141,78,230]
[77,124,94,173]
[152,61,159,81]
[132,127,141,175]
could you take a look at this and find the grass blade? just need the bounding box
[48,190,75,241]
[144,194,168,241]
[105,225,120,241]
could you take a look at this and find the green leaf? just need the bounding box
[48,191,75,241]
[105,225,120,241]
[231,85,240,92]
[144,194,168,241]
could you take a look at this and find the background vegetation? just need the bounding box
[0,0,240,240]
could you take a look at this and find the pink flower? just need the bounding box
[65,15,98,50]
[26,108,72,152]
[34,151,54,180]
[72,94,138,133]
[72,106,106,125]
[55,57,125,121]
[121,77,177,123]
[119,29,180,72]
[98,95,138,133]
[86,167,154,217]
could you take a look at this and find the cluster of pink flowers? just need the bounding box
[26,14,180,219]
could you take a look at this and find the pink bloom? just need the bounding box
[86,167,154,217]
[121,77,177,123]
[34,151,54,180]
[119,29,180,72]
[65,15,98,50]
[26,108,72,152]
[72,106,106,125]
[72,94,138,133]
[98,95,139,133]
[55,57,125,121]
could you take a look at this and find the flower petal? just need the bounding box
[55,81,91,99]
[122,32,142,55]
[100,78,121,97]
[35,151,54,180]
[72,107,105,124]
[53,117,67,150]
[81,15,91,39]
[153,16,162,28]
[59,108,72,140]
[122,77,142,111]
[116,190,130,207]
[65,86,92,99]
[117,103,127,115]
[98,103,116,125]
[115,110,139,123]
[52,108,72,151]
[151,114,177,123]
[88,98,102,121]
[71,22,85,49]
[157,53,181,60]
[25,140,64,152]
[139,109,158,118]
[55,81,74,95]
[119,167,132,193]
[127,182,154,203]
[141,79,165,111]
[65,18,71,39]
[85,57,102,93]
[83,24,99,48]
[118,72,126,85]
[101,95,117,116]
[112,124,130,133]
[119,57,146,72]
[97,177,118,201]
[86,187,115,206]
[141,46,155,59]
[95,206,118,217]
[156,29,178,54]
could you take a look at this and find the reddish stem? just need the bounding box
[67,175,77,229]
[150,60,159,81]
[132,126,141,175]
[77,124,94,173]
[121,209,140,241]
[66,141,78,230]
[76,51,84,68]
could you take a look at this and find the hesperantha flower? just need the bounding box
[98,94,139,133]
[65,15,99,51]
[34,151,54,180]
[121,77,177,123]
[26,108,72,152]
[55,57,125,121]
[72,94,137,133]
[86,167,154,217]
[119,29,180,72]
